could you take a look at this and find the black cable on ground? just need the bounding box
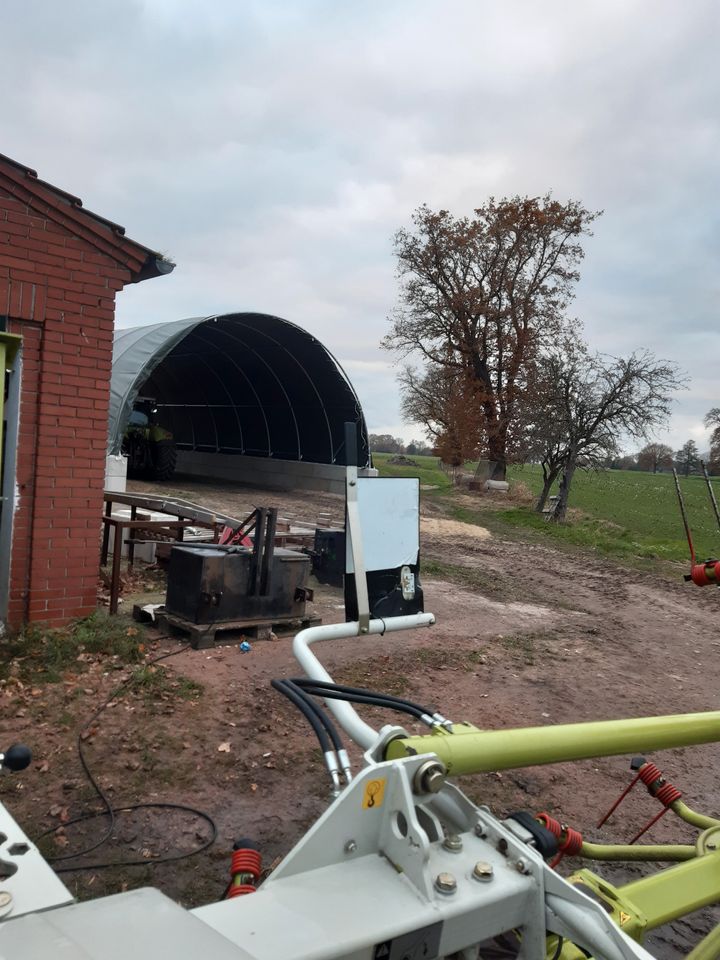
[284,680,344,751]
[291,677,436,717]
[49,803,217,874]
[34,642,218,872]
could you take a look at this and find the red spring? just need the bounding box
[637,762,682,806]
[226,847,262,898]
[536,812,583,867]
[627,763,682,844]
[231,848,262,880]
[536,812,562,838]
[637,762,662,788]
[691,561,720,587]
[227,884,257,898]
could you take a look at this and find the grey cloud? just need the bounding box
[2,0,718,450]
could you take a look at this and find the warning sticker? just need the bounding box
[619,910,632,926]
[363,778,386,809]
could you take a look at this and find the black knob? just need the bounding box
[3,745,31,772]
[233,838,258,851]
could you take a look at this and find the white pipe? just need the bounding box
[292,613,436,748]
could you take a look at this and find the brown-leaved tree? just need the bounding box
[637,442,674,473]
[383,195,600,479]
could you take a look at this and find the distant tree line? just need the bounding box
[610,432,720,476]
[368,434,434,456]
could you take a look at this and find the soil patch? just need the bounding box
[2,478,718,958]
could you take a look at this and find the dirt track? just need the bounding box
[2,479,719,958]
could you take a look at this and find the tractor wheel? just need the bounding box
[149,440,177,481]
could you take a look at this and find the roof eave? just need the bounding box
[130,254,176,284]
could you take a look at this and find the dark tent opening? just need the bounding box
[109,313,369,485]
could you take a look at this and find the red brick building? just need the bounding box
[0,154,173,628]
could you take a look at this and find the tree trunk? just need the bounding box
[551,459,576,522]
[487,433,507,480]
[535,470,559,513]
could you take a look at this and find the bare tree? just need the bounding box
[637,442,674,473]
[540,349,684,522]
[383,196,600,479]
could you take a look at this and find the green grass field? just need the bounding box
[372,453,720,565]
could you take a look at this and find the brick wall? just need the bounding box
[0,185,132,627]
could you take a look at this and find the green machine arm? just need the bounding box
[385,711,720,773]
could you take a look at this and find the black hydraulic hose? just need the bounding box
[291,677,435,717]
[298,684,428,722]
[284,680,343,752]
[271,680,332,753]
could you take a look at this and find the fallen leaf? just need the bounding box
[250,783,257,792]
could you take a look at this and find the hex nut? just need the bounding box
[442,834,463,852]
[472,861,494,882]
[413,759,447,795]
[434,872,457,894]
[344,840,357,855]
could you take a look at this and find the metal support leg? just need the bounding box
[109,521,122,615]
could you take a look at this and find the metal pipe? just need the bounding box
[292,614,436,748]
[672,800,720,831]
[385,711,720,773]
[620,851,720,929]
[579,841,696,862]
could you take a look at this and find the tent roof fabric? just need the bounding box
[109,313,369,467]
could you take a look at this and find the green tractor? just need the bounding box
[122,397,177,481]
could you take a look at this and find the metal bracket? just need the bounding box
[344,423,370,634]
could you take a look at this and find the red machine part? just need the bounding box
[226,845,262,898]
[689,560,720,587]
[536,812,583,868]
[596,759,682,844]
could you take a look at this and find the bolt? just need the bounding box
[472,861,494,882]
[497,838,508,856]
[515,858,529,874]
[434,872,457,894]
[474,823,486,839]
[0,891,12,913]
[344,840,357,855]
[413,759,447,795]
[442,834,463,852]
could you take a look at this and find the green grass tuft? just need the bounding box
[0,612,146,683]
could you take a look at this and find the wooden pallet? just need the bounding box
[148,608,322,650]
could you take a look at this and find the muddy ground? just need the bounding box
[2,478,719,958]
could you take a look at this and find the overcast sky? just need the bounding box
[3,0,718,452]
